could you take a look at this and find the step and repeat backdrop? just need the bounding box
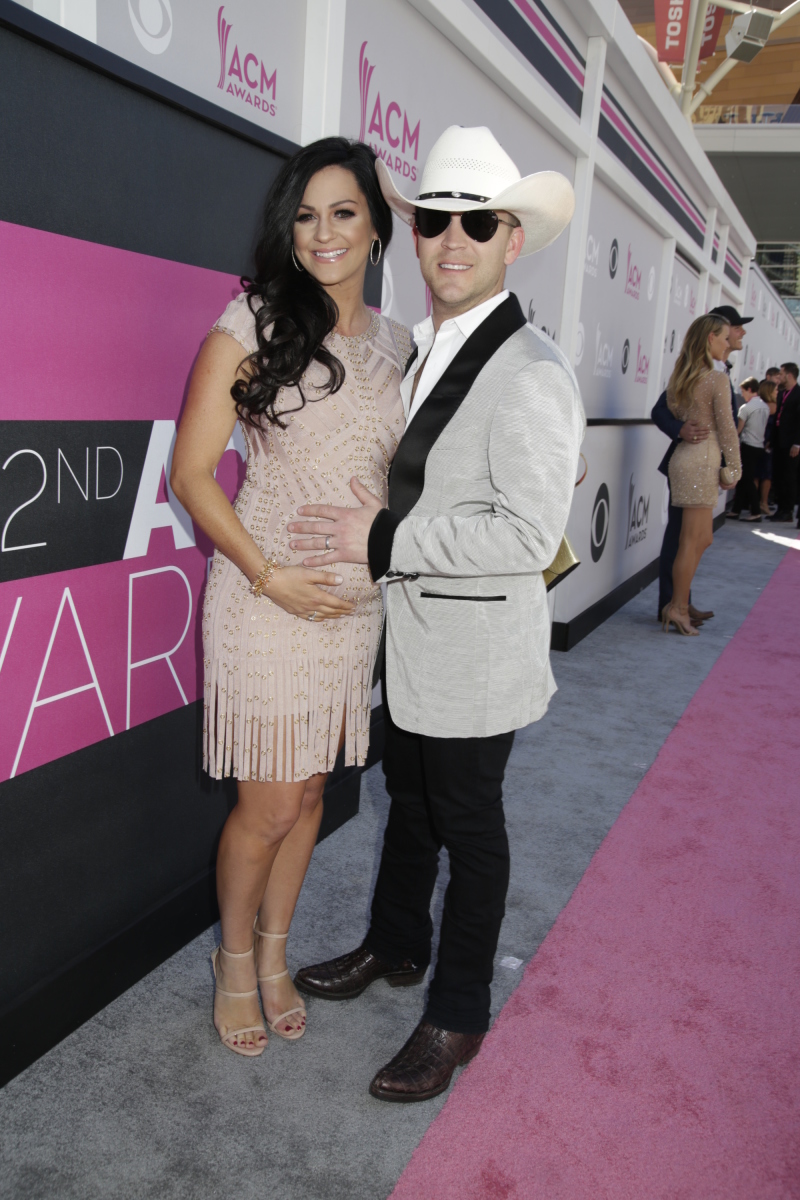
[0,13,287,1015]
[0,221,241,786]
[99,0,304,142]
[338,0,574,344]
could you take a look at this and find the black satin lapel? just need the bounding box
[389,294,526,519]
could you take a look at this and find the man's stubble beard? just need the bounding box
[421,261,506,319]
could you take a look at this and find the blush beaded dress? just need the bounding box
[668,370,742,506]
[203,293,410,783]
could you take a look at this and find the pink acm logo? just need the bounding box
[359,42,420,181]
[217,6,277,119]
[635,339,650,384]
[624,245,642,300]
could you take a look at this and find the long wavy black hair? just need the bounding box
[233,138,394,428]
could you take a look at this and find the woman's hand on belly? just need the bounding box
[267,567,356,621]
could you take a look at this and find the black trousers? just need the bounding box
[657,486,686,616]
[732,444,764,516]
[774,447,798,515]
[364,708,515,1035]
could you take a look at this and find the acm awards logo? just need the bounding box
[624,245,641,300]
[216,6,277,119]
[625,474,650,548]
[128,0,172,54]
[527,303,556,342]
[635,340,650,385]
[359,43,420,181]
[594,325,613,378]
[591,483,610,562]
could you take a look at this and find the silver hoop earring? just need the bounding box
[291,246,304,272]
[370,238,382,266]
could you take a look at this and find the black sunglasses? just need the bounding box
[414,207,516,243]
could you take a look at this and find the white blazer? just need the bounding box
[368,294,585,738]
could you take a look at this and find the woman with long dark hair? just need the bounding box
[172,139,411,1056]
[663,313,741,636]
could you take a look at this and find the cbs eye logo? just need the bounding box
[609,239,619,279]
[591,483,610,562]
[128,0,173,54]
[621,338,630,374]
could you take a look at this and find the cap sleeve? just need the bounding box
[209,292,259,355]
[388,318,415,371]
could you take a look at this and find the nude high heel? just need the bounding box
[662,603,699,636]
[255,927,307,1040]
[210,944,267,1056]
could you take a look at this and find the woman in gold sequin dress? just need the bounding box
[172,140,410,1056]
[664,313,741,636]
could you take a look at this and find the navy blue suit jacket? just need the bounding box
[651,390,683,476]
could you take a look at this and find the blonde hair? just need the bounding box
[759,379,776,404]
[667,314,730,419]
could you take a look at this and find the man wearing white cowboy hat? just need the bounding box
[288,126,585,1102]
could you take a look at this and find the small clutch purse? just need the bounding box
[719,466,738,487]
[543,535,580,592]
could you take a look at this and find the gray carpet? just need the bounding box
[0,520,790,1200]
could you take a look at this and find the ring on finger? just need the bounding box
[308,611,317,622]
[325,535,332,551]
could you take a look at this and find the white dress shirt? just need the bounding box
[400,290,510,427]
[737,396,769,448]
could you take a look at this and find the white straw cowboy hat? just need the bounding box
[376,125,575,257]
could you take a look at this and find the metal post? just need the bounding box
[681,0,710,116]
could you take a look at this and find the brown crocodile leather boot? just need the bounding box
[369,1021,485,1103]
[294,944,426,1000]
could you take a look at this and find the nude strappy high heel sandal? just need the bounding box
[661,603,699,636]
[211,944,267,1057]
[254,927,307,1040]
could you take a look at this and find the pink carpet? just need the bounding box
[391,551,800,1200]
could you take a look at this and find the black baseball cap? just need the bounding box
[708,305,753,326]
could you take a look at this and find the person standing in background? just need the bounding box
[728,376,767,522]
[663,314,740,637]
[770,363,800,524]
[651,393,713,625]
[760,380,778,515]
[708,304,752,423]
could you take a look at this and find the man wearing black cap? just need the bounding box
[708,305,753,426]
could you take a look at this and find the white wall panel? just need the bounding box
[737,263,800,383]
[574,178,663,418]
[339,0,575,339]
[659,255,700,395]
[551,423,670,624]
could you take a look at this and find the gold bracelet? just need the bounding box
[250,555,278,597]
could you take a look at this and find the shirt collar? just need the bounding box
[411,290,510,351]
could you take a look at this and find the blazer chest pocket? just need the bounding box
[419,591,507,602]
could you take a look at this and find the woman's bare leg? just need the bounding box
[672,507,714,613]
[256,715,347,1033]
[213,776,307,1050]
